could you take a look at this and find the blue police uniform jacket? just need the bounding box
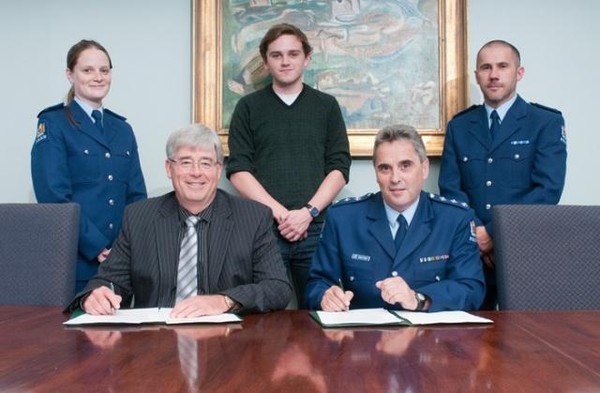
[31,101,147,286]
[305,191,485,311]
[439,95,567,235]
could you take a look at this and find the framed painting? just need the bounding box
[193,0,467,157]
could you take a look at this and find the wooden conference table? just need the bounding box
[0,307,598,393]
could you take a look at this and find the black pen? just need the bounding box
[338,278,350,311]
[108,282,117,313]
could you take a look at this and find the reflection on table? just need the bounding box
[0,307,598,392]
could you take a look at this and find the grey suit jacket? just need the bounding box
[68,190,292,313]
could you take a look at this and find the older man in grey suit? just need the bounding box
[68,124,292,316]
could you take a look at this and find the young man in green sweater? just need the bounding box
[227,23,351,308]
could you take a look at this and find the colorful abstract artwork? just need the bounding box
[221,0,440,130]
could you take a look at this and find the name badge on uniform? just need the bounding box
[351,253,371,262]
[510,139,530,145]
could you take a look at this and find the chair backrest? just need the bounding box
[493,204,600,311]
[0,203,79,307]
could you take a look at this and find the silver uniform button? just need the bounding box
[435,275,441,282]
[84,149,89,155]
[485,204,491,210]
[105,152,111,158]
[109,223,114,230]
[349,276,355,282]
[462,156,468,162]
[107,174,113,181]
[108,199,114,206]
[487,157,493,164]
[514,154,520,159]
[486,180,492,187]
[391,271,398,277]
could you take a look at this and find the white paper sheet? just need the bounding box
[315,308,493,327]
[64,307,242,326]
[393,310,493,325]
[316,308,406,326]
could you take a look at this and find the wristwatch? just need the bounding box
[414,292,427,311]
[304,204,320,218]
[224,295,237,312]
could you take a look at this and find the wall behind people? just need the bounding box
[467,0,598,205]
[0,0,190,202]
[1,0,597,205]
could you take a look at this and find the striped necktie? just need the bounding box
[176,216,199,303]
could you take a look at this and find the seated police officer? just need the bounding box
[305,125,485,312]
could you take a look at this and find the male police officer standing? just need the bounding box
[439,40,567,309]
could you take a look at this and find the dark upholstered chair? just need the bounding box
[493,205,600,311]
[0,203,79,307]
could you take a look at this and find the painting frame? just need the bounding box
[192,0,467,157]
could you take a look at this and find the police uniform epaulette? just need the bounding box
[451,104,480,119]
[428,193,470,210]
[104,108,127,121]
[37,103,65,118]
[530,102,562,115]
[332,193,373,207]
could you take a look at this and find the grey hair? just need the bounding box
[166,124,224,163]
[373,124,427,164]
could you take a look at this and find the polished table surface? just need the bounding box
[0,307,599,393]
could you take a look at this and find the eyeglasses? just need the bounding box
[168,158,221,172]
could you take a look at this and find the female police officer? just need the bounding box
[31,40,147,292]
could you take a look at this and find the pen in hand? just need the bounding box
[108,282,118,314]
[338,278,352,311]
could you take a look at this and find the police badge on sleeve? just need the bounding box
[35,122,47,144]
[469,221,477,243]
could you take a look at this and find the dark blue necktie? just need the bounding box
[91,110,103,134]
[395,214,407,251]
[490,110,500,138]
